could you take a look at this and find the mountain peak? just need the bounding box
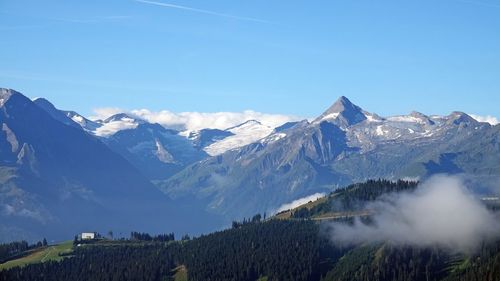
[225,119,263,131]
[314,96,367,127]
[33,97,56,109]
[447,111,477,125]
[329,96,355,112]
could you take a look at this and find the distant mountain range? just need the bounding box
[1,88,499,241]
[160,96,500,219]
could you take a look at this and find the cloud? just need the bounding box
[470,114,499,125]
[89,107,302,136]
[90,107,125,121]
[2,204,51,224]
[134,0,270,23]
[94,117,139,137]
[130,109,302,132]
[329,175,500,253]
[274,193,326,214]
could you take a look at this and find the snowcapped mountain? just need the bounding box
[33,98,285,180]
[160,96,500,220]
[14,89,500,236]
[202,120,275,156]
[313,96,369,127]
[187,128,234,149]
[31,99,206,180]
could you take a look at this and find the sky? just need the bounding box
[1,0,499,122]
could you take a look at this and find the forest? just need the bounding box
[0,239,47,264]
[1,180,500,281]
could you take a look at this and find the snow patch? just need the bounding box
[70,114,85,125]
[320,112,339,121]
[375,125,385,136]
[262,133,286,144]
[365,113,382,123]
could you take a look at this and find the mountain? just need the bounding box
[33,98,101,132]
[102,118,208,180]
[3,179,500,281]
[160,96,500,220]
[313,95,369,127]
[33,100,208,181]
[32,98,82,130]
[34,97,283,161]
[0,89,220,242]
[188,129,234,150]
[201,120,275,156]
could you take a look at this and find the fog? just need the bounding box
[274,193,326,214]
[330,175,500,253]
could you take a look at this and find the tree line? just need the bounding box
[0,239,47,264]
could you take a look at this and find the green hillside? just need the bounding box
[274,179,418,220]
[0,241,73,271]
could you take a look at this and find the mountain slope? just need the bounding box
[0,88,220,242]
[33,98,101,132]
[33,100,208,181]
[103,120,208,180]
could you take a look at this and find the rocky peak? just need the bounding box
[314,96,367,127]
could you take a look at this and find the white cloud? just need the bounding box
[90,107,124,121]
[130,109,302,132]
[274,193,326,214]
[329,175,500,253]
[88,107,302,138]
[94,118,139,137]
[470,114,499,125]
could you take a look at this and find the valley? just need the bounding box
[1,179,499,281]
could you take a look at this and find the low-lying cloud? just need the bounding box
[330,175,500,253]
[93,117,139,137]
[91,108,302,132]
[470,114,499,125]
[274,193,326,214]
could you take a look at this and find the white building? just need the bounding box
[81,232,96,240]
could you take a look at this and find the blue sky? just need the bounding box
[1,0,499,120]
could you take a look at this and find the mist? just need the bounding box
[274,193,326,214]
[330,175,500,253]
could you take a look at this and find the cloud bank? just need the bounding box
[274,193,326,214]
[94,117,139,137]
[470,114,499,125]
[91,108,302,133]
[90,107,124,120]
[330,175,500,253]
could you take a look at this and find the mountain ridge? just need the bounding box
[159,96,499,221]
